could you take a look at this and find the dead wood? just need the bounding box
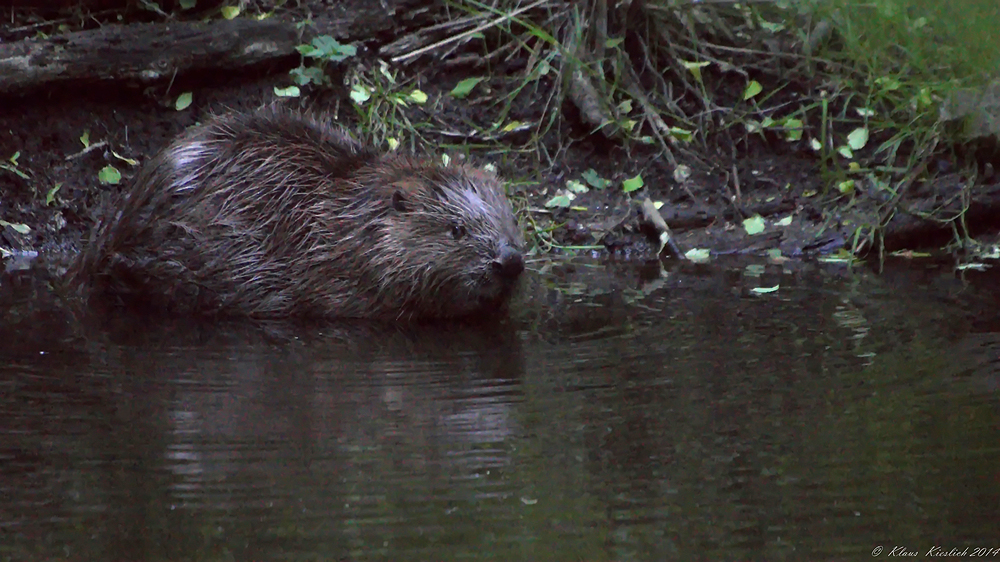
[0,19,300,96]
[0,0,438,97]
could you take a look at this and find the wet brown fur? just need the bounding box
[70,108,525,320]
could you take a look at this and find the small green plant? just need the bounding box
[98,165,122,185]
[175,92,193,111]
[46,183,63,206]
[0,152,29,180]
[622,174,643,193]
[544,177,590,209]
[348,61,430,150]
[285,35,358,93]
[450,77,486,99]
[581,169,609,190]
[0,219,31,234]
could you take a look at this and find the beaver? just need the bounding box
[71,108,525,320]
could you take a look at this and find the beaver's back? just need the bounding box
[72,109,524,320]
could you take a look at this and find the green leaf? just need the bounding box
[743,215,766,235]
[220,5,239,19]
[751,285,780,294]
[333,42,357,61]
[0,219,30,234]
[681,60,710,83]
[179,0,196,8]
[685,248,711,263]
[0,219,31,233]
[743,80,763,100]
[775,215,793,227]
[378,60,394,82]
[80,130,90,148]
[622,174,644,193]
[837,145,853,159]
[847,127,869,150]
[544,194,572,208]
[98,165,121,185]
[289,66,324,86]
[111,151,139,166]
[524,26,558,46]
[605,37,624,48]
[9,151,19,164]
[0,163,29,180]
[782,118,803,141]
[581,169,609,189]
[46,182,63,205]
[312,36,347,59]
[273,85,301,97]
[350,84,371,105]
[914,87,933,110]
[837,179,855,194]
[175,92,193,111]
[450,77,485,99]
[875,77,900,91]
[300,36,356,62]
[501,121,526,133]
[760,20,785,33]
[668,127,694,142]
[408,90,428,104]
[681,61,710,70]
[565,180,589,194]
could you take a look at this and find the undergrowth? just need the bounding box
[8,0,996,257]
[364,0,999,257]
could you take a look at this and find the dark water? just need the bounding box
[2,257,999,561]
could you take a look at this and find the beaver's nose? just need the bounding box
[493,243,524,279]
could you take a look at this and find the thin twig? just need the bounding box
[392,0,551,63]
[65,141,108,161]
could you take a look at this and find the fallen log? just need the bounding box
[0,18,301,96]
[0,0,439,98]
[0,0,125,11]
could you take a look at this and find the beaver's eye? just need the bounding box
[450,224,467,239]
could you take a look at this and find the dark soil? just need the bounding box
[1,0,995,268]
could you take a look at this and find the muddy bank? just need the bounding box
[2,0,1000,266]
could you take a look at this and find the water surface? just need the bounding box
[2,257,998,560]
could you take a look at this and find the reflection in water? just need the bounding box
[1,258,999,560]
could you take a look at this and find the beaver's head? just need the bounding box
[356,158,525,319]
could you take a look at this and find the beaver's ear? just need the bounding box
[391,190,407,212]
[390,179,425,212]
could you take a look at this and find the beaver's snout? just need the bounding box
[492,242,525,280]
